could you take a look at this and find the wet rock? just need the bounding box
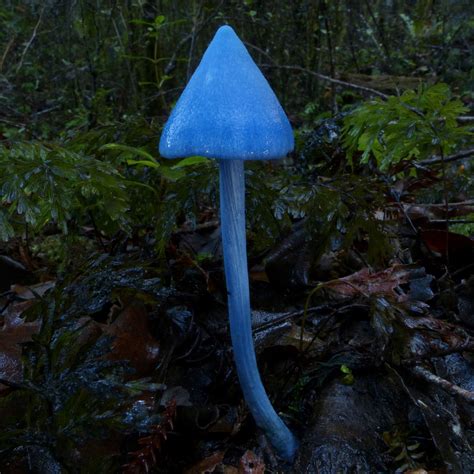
[294,372,408,473]
[401,360,474,473]
[61,254,177,320]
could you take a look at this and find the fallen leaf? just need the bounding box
[238,450,265,474]
[275,323,315,351]
[421,229,474,258]
[102,301,161,377]
[249,266,270,283]
[0,301,39,391]
[11,280,55,300]
[325,265,413,300]
[184,451,225,474]
[159,386,192,407]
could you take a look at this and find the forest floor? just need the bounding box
[1,133,473,473]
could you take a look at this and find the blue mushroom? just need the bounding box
[159,25,297,461]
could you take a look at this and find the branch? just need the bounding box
[0,36,15,72]
[418,148,474,166]
[164,0,224,76]
[431,219,474,225]
[260,64,389,99]
[402,337,474,364]
[0,117,26,128]
[0,377,26,390]
[16,7,45,73]
[405,200,474,208]
[409,365,474,404]
[261,64,472,127]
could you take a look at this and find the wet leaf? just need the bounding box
[10,280,56,300]
[421,229,474,258]
[325,265,413,300]
[102,301,161,377]
[0,301,39,390]
[238,450,265,474]
[184,451,225,474]
[171,156,209,168]
[159,386,192,407]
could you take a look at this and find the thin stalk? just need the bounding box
[439,146,450,264]
[219,159,297,462]
[323,1,337,114]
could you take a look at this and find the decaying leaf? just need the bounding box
[10,280,56,300]
[0,301,39,390]
[184,451,225,474]
[421,229,474,258]
[325,265,432,303]
[101,301,161,377]
[238,450,265,474]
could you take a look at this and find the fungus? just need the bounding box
[159,25,297,461]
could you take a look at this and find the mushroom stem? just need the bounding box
[219,159,298,462]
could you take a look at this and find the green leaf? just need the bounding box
[340,364,352,374]
[126,159,160,169]
[171,156,209,169]
[158,165,186,181]
[342,83,471,171]
[0,210,14,241]
[100,143,158,163]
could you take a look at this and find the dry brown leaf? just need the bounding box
[184,451,225,474]
[10,280,55,300]
[325,265,413,300]
[101,301,161,377]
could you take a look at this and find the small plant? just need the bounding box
[0,142,130,240]
[383,428,426,472]
[342,83,471,171]
[340,364,354,385]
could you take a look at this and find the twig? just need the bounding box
[322,1,338,113]
[164,0,224,76]
[430,219,474,225]
[0,36,15,72]
[32,105,61,117]
[173,219,219,235]
[363,0,391,62]
[87,211,106,251]
[16,7,45,73]
[164,33,195,75]
[409,365,474,404]
[186,1,204,81]
[0,117,26,128]
[402,337,474,364]
[261,64,389,99]
[404,200,474,208]
[244,42,278,65]
[437,146,450,263]
[0,377,30,390]
[253,305,329,333]
[418,148,474,166]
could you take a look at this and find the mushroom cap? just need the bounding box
[159,25,294,160]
